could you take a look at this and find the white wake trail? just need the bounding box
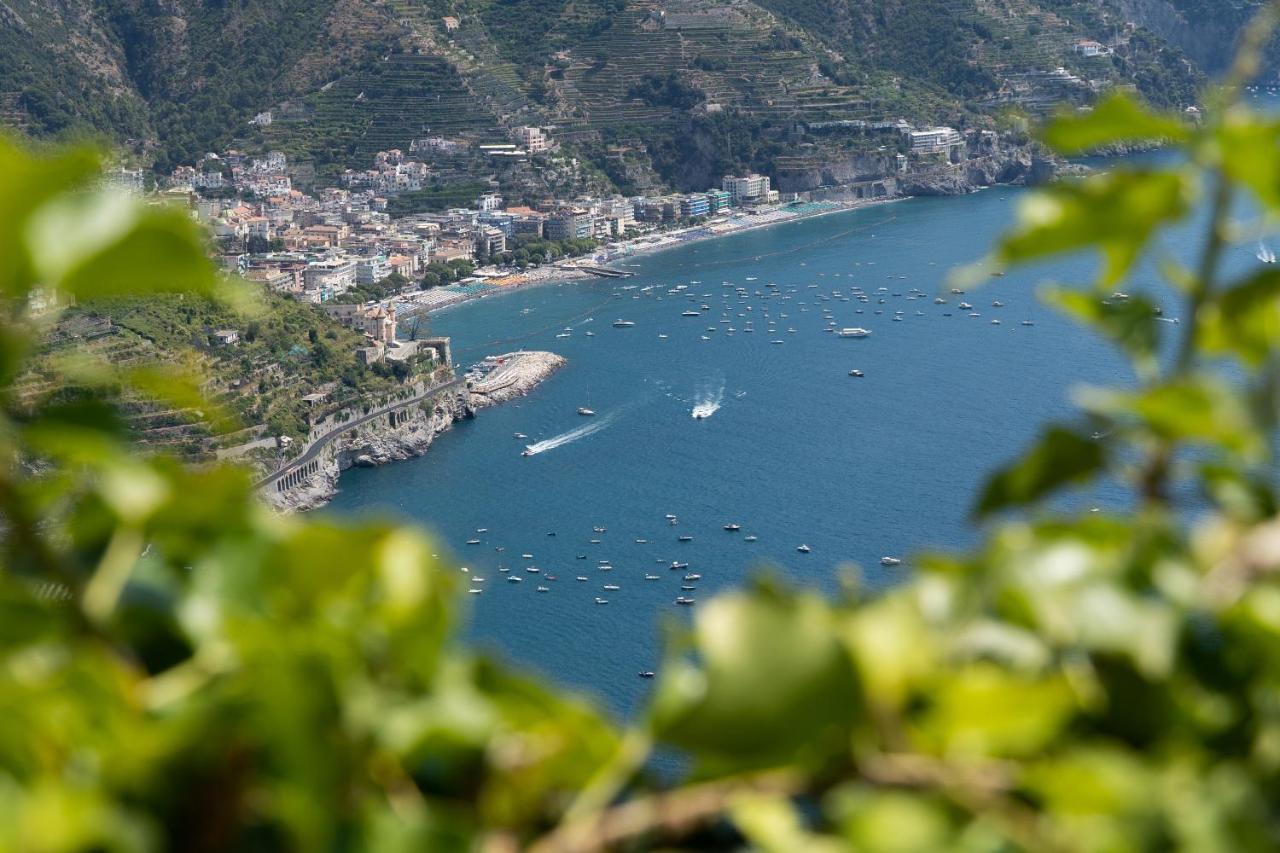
[691,379,725,420]
[522,412,616,456]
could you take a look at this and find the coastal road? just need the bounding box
[256,376,464,491]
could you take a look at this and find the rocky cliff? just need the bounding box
[265,352,566,513]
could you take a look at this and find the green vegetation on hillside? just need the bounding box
[5,5,1280,846]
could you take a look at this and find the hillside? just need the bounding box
[0,0,1219,192]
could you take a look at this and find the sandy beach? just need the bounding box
[396,195,900,318]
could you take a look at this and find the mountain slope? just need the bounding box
[0,0,1217,188]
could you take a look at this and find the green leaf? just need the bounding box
[1200,269,1280,367]
[976,426,1106,516]
[998,170,1191,286]
[1079,378,1264,459]
[650,583,860,772]
[1215,111,1280,211]
[1041,94,1190,156]
[1043,287,1161,374]
[25,192,220,299]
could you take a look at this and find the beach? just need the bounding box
[394,196,899,318]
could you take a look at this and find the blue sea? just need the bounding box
[328,183,1263,718]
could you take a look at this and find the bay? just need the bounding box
[328,183,1256,718]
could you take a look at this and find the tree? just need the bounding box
[8,7,1280,849]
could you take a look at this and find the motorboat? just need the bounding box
[595,598,609,604]
[797,544,811,553]
[682,310,701,317]
[578,407,596,416]
[645,574,660,580]
[638,671,655,678]
[684,573,702,581]
[744,535,758,542]
[537,586,550,592]
[670,561,689,570]
[675,597,696,606]
[849,369,864,377]
[612,320,635,328]
[838,327,871,338]
[678,535,694,542]
[880,556,902,567]
[603,584,620,591]
[723,523,741,531]
[466,539,481,545]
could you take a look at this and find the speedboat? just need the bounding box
[578,407,596,416]
[838,327,871,338]
[880,556,902,567]
[612,319,635,328]
[670,561,689,570]
[797,544,811,553]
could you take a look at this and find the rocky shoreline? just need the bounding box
[265,351,565,513]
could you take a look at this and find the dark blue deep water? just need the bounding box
[328,184,1260,718]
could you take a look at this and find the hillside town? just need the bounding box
[105,119,1029,328]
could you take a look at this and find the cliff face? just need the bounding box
[265,352,566,513]
[1117,0,1245,76]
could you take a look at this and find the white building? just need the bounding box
[904,127,963,154]
[356,256,390,285]
[304,259,357,298]
[515,126,549,153]
[722,174,770,205]
[477,193,504,212]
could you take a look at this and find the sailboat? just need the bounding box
[578,384,596,416]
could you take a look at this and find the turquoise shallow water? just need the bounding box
[328,185,1256,718]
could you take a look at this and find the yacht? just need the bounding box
[612,319,636,328]
[638,671,656,678]
[838,327,871,338]
[645,574,660,580]
[744,535,758,542]
[678,534,694,542]
[466,539,481,545]
[684,573,702,581]
[682,310,701,317]
[603,584,620,591]
[595,598,609,605]
[670,561,689,570]
[958,302,973,310]
[1021,320,1035,326]
[593,526,607,533]
[675,597,696,606]
[576,576,588,582]
[507,576,523,583]
[578,407,596,416]
[513,433,527,439]
[537,586,550,592]
[849,369,864,377]
[469,588,482,594]
[797,544,812,553]
[723,523,741,531]
[880,556,902,567]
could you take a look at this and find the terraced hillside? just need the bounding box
[1,0,1214,186]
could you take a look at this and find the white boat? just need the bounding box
[603,584,620,591]
[537,586,550,592]
[595,598,609,604]
[958,302,973,310]
[466,539,481,545]
[612,319,636,328]
[849,369,864,377]
[670,561,689,570]
[1021,320,1035,326]
[1257,241,1277,264]
[838,327,871,338]
[682,310,700,317]
[744,535,758,542]
[723,523,741,531]
[797,544,811,553]
[880,556,902,567]
[577,407,596,416]
[675,597,696,606]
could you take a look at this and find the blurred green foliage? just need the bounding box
[8,7,1280,851]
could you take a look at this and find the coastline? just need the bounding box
[264,351,565,513]
[399,195,903,318]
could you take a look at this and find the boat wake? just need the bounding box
[522,413,616,456]
[691,380,725,420]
